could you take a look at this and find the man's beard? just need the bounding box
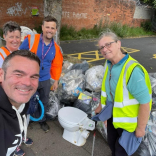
[46,35,53,41]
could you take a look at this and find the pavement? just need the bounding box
[22,120,111,156]
[22,37,156,156]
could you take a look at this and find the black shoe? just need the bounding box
[14,146,25,156]
[39,121,50,132]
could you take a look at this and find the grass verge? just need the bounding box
[60,21,155,41]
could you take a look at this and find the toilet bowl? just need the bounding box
[58,107,95,146]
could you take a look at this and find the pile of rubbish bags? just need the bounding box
[46,60,156,156]
[46,60,103,119]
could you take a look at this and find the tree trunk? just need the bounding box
[44,0,62,45]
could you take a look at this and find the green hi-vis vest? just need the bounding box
[101,55,152,132]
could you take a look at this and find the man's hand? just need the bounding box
[52,80,58,90]
[135,127,145,138]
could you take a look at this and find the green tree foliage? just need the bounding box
[141,0,156,8]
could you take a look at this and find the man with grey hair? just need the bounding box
[0,50,40,156]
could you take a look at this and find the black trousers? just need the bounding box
[107,117,128,156]
[35,79,51,122]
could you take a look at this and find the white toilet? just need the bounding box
[58,107,95,146]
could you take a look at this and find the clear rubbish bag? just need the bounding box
[146,132,156,156]
[58,70,85,102]
[133,141,151,156]
[151,111,156,123]
[149,73,156,112]
[137,115,156,156]
[71,60,89,74]
[61,61,73,75]
[90,92,101,111]
[152,97,156,112]
[149,73,156,95]
[85,65,104,92]
[46,91,60,119]
[96,121,107,141]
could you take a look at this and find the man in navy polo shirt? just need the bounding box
[20,16,63,132]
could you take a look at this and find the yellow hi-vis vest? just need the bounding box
[101,55,152,132]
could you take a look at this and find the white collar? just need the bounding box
[18,103,25,113]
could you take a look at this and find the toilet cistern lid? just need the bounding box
[58,107,87,125]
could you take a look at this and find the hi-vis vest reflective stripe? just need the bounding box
[27,34,40,54]
[101,55,152,132]
[0,47,10,60]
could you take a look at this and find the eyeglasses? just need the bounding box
[98,41,117,52]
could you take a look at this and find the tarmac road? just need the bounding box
[61,37,156,73]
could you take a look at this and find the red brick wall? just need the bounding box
[0,0,44,29]
[62,0,94,30]
[0,0,149,31]
[132,19,150,27]
[62,0,145,30]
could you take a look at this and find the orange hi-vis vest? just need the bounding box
[0,47,11,60]
[27,34,63,80]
